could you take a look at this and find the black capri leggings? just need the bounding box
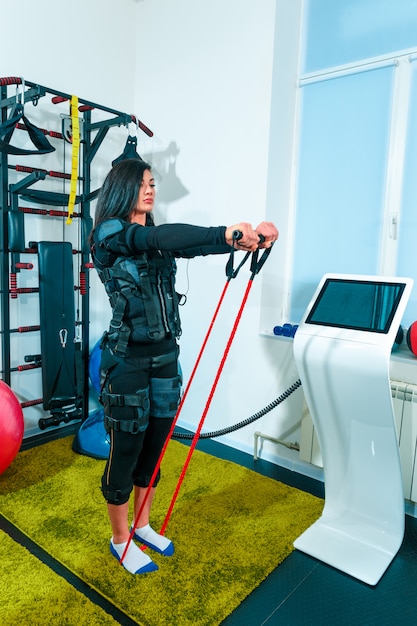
[100,348,181,505]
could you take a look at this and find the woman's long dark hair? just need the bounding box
[91,158,153,241]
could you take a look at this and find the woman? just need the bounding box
[90,158,278,574]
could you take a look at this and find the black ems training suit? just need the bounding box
[91,218,230,504]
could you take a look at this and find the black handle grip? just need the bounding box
[232,231,265,244]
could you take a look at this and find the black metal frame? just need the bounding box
[0,76,153,429]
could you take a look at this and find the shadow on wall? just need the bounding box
[145,141,189,206]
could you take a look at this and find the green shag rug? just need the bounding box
[0,531,119,626]
[0,437,323,626]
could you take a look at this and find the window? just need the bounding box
[397,57,417,325]
[285,0,417,327]
[303,0,417,74]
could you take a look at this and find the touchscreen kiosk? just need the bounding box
[293,274,413,586]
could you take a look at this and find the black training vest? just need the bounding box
[92,219,182,355]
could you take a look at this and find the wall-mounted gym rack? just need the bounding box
[0,76,153,430]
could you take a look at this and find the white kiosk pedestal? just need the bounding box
[293,274,413,586]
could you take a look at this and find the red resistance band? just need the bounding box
[120,238,272,565]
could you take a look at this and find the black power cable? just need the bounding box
[173,378,302,440]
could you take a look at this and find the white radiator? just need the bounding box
[299,380,417,504]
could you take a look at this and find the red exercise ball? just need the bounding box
[406,321,417,357]
[0,380,24,474]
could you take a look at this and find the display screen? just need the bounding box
[305,278,406,333]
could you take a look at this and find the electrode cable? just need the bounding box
[172,378,302,440]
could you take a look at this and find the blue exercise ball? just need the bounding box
[89,339,102,394]
[72,408,109,459]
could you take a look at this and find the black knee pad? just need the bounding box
[103,386,150,433]
[101,479,132,505]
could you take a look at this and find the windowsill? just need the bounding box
[390,349,417,364]
[261,331,417,367]
[260,331,295,342]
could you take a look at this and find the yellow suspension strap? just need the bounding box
[66,95,80,225]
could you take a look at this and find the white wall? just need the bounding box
[1,0,139,111]
[1,0,311,472]
[133,0,308,469]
